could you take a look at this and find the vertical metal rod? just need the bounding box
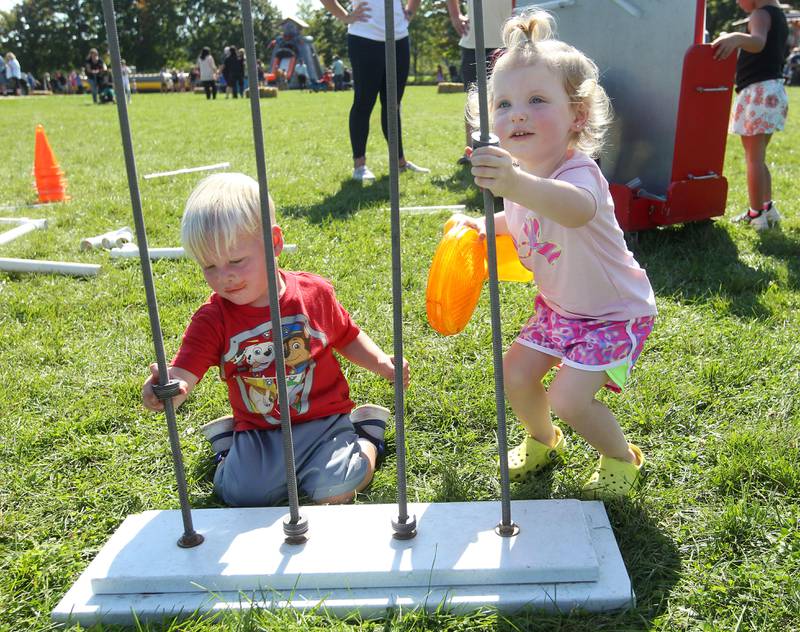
[384,0,416,540]
[100,0,202,548]
[240,0,307,544]
[472,0,517,537]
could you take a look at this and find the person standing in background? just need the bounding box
[320,0,430,182]
[120,58,132,103]
[85,48,106,103]
[332,54,345,91]
[198,46,217,100]
[446,0,514,165]
[712,0,789,232]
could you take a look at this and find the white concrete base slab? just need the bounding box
[53,500,634,626]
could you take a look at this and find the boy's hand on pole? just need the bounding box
[378,355,410,389]
[142,362,189,412]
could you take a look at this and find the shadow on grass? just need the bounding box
[634,220,776,319]
[427,163,485,210]
[754,226,800,289]
[281,176,393,223]
[499,500,680,631]
[281,165,489,223]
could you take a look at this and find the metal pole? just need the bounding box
[471,0,518,537]
[384,0,416,540]
[100,0,202,548]
[240,0,307,545]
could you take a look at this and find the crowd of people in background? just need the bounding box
[0,40,797,99]
[0,41,358,100]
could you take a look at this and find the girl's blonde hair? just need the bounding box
[466,10,612,158]
[181,172,275,267]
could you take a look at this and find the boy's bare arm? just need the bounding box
[142,364,199,412]
[337,331,410,388]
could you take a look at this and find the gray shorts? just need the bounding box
[213,413,370,507]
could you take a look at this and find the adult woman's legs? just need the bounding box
[347,34,385,167]
[378,36,410,162]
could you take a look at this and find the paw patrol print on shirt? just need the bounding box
[515,216,562,265]
[233,340,275,372]
[223,314,326,425]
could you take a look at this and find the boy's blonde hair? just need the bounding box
[466,10,612,158]
[181,172,276,267]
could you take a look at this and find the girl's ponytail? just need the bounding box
[503,11,555,50]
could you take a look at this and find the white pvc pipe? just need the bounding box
[80,227,133,250]
[0,217,44,224]
[0,257,100,276]
[398,205,466,214]
[0,203,50,212]
[142,162,231,180]
[110,243,298,259]
[0,219,48,246]
[111,244,186,259]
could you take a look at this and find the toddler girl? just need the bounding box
[455,11,657,498]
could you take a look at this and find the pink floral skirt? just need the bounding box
[730,79,789,136]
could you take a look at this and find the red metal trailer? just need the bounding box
[611,0,737,231]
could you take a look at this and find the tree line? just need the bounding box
[0,0,281,75]
[0,0,742,77]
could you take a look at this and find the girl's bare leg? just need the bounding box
[503,342,561,446]
[741,133,773,209]
[548,366,636,463]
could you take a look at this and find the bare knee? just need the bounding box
[548,382,592,425]
[503,351,540,395]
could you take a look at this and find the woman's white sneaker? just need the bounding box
[399,161,430,174]
[353,165,376,181]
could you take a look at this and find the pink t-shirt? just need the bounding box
[504,152,657,321]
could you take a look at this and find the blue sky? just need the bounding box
[0,0,309,17]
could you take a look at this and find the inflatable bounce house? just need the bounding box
[266,16,324,88]
[519,0,737,231]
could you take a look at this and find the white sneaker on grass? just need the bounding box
[200,416,234,454]
[353,165,376,181]
[399,161,430,174]
[350,404,390,466]
[732,204,781,232]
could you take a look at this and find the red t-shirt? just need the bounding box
[173,271,360,432]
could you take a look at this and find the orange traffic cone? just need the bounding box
[34,124,69,203]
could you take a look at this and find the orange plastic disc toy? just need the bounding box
[427,219,534,336]
[489,235,533,283]
[426,221,485,336]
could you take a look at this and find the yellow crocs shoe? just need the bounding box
[582,443,644,499]
[507,426,566,481]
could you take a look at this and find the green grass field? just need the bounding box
[1,87,799,631]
